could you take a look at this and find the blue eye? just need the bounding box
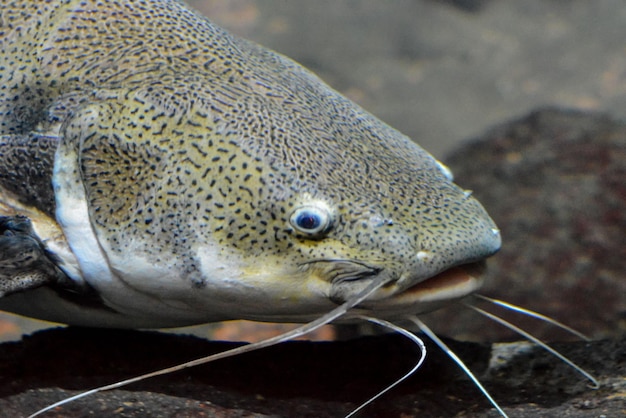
[290,205,332,236]
[295,211,321,230]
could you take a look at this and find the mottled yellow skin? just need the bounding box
[0,0,500,327]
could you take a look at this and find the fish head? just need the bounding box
[195,88,501,322]
[49,31,501,326]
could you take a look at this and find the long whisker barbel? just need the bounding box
[408,315,509,417]
[356,298,600,418]
[472,294,590,341]
[27,284,599,418]
[28,277,390,418]
[464,301,599,389]
[403,294,601,417]
[344,316,427,418]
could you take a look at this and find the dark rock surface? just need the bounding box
[423,108,626,342]
[0,327,624,418]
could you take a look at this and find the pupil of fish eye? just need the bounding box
[297,212,321,230]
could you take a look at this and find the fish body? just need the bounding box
[0,0,500,328]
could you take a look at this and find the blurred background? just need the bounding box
[1,0,625,342]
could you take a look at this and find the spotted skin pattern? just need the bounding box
[0,0,500,326]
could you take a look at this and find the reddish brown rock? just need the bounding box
[423,109,626,342]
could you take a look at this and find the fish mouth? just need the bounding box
[354,261,486,318]
[307,258,486,318]
[393,261,485,303]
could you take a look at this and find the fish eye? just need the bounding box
[289,205,332,236]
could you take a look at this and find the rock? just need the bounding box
[0,327,624,418]
[422,108,626,342]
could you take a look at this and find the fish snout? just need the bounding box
[401,190,501,287]
[328,191,500,317]
[363,190,502,316]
